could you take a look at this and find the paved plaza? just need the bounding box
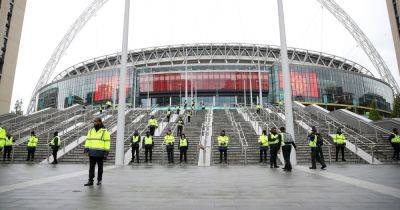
[0,163,400,209]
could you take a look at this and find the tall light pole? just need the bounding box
[115,0,130,166]
[277,0,296,164]
[257,54,263,105]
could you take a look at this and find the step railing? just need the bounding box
[225,109,248,164]
[197,109,212,165]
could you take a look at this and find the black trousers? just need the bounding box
[88,156,104,182]
[282,145,292,171]
[145,145,153,162]
[166,145,174,163]
[131,146,139,162]
[256,109,261,114]
[177,126,183,137]
[259,146,268,162]
[167,115,171,122]
[311,147,326,168]
[3,146,12,160]
[26,148,36,161]
[269,144,279,167]
[219,147,227,163]
[187,116,191,123]
[335,144,345,161]
[52,147,59,163]
[149,126,156,136]
[392,143,400,160]
[180,147,188,163]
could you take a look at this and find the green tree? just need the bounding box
[369,99,382,121]
[14,99,23,115]
[391,95,400,118]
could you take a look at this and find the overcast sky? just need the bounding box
[11,0,399,112]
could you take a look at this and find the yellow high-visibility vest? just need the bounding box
[148,119,158,126]
[218,135,229,147]
[144,136,153,145]
[258,134,268,146]
[84,128,111,151]
[333,134,346,144]
[50,136,61,146]
[164,134,175,144]
[5,136,13,146]
[391,134,400,143]
[309,135,317,147]
[132,136,140,143]
[268,133,279,144]
[27,136,39,147]
[180,138,188,147]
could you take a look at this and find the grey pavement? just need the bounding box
[0,164,399,210]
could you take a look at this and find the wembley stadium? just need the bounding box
[35,43,394,114]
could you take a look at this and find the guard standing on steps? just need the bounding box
[164,130,175,164]
[26,131,39,161]
[256,103,262,114]
[0,125,6,154]
[148,115,158,136]
[49,132,60,164]
[179,133,189,163]
[308,126,327,169]
[83,117,111,186]
[268,127,280,168]
[99,105,103,114]
[131,130,141,164]
[166,108,172,122]
[258,130,268,163]
[218,130,229,163]
[201,102,205,110]
[184,100,188,109]
[3,134,14,161]
[176,106,181,115]
[333,128,346,162]
[280,127,296,172]
[187,110,192,123]
[388,128,400,160]
[143,131,154,163]
[177,116,184,137]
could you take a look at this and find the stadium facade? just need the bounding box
[35,44,394,114]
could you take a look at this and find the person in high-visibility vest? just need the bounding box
[280,127,296,172]
[130,130,141,164]
[333,128,346,162]
[148,115,158,136]
[106,101,112,110]
[99,105,103,114]
[218,130,229,164]
[176,106,181,115]
[184,100,188,109]
[49,131,61,164]
[164,130,175,164]
[3,134,14,161]
[258,130,268,163]
[177,116,184,137]
[178,133,189,163]
[268,127,280,168]
[166,108,172,122]
[0,126,6,154]
[83,117,111,186]
[187,110,192,123]
[308,126,326,170]
[388,128,400,160]
[256,103,262,114]
[26,131,39,161]
[142,131,154,163]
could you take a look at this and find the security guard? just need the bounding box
[26,131,39,161]
[176,106,181,115]
[49,132,61,164]
[256,103,262,114]
[131,130,141,164]
[3,134,14,161]
[280,127,296,172]
[187,110,192,123]
[258,130,268,163]
[308,126,326,169]
[178,133,189,163]
[0,126,6,155]
[106,101,112,109]
[148,115,158,136]
[333,128,346,162]
[218,130,229,164]
[143,131,154,163]
[99,105,103,114]
[201,102,205,110]
[164,130,175,164]
[177,116,184,137]
[83,117,111,186]
[388,128,400,160]
[184,100,188,109]
[166,108,172,122]
[268,127,280,168]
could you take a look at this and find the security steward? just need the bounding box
[49,132,61,164]
[0,126,6,156]
[178,133,189,163]
[187,110,192,123]
[256,103,262,114]
[143,131,154,163]
[177,116,184,137]
[258,130,268,163]
[218,130,229,164]
[3,134,14,161]
[333,128,346,162]
[164,130,175,164]
[280,127,296,172]
[166,109,172,122]
[308,126,327,169]
[83,117,111,186]
[388,128,400,160]
[131,130,141,164]
[268,127,280,168]
[26,131,39,161]
[148,115,158,136]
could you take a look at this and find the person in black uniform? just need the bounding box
[184,100,187,109]
[279,127,296,172]
[268,127,280,168]
[177,116,184,137]
[308,126,327,169]
[187,110,192,123]
[166,109,172,122]
[130,130,141,164]
[143,131,154,163]
[49,132,60,164]
[176,106,181,115]
[388,128,400,160]
[178,133,189,163]
[3,134,14,161]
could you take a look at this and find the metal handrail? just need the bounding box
[225,109,248,164]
